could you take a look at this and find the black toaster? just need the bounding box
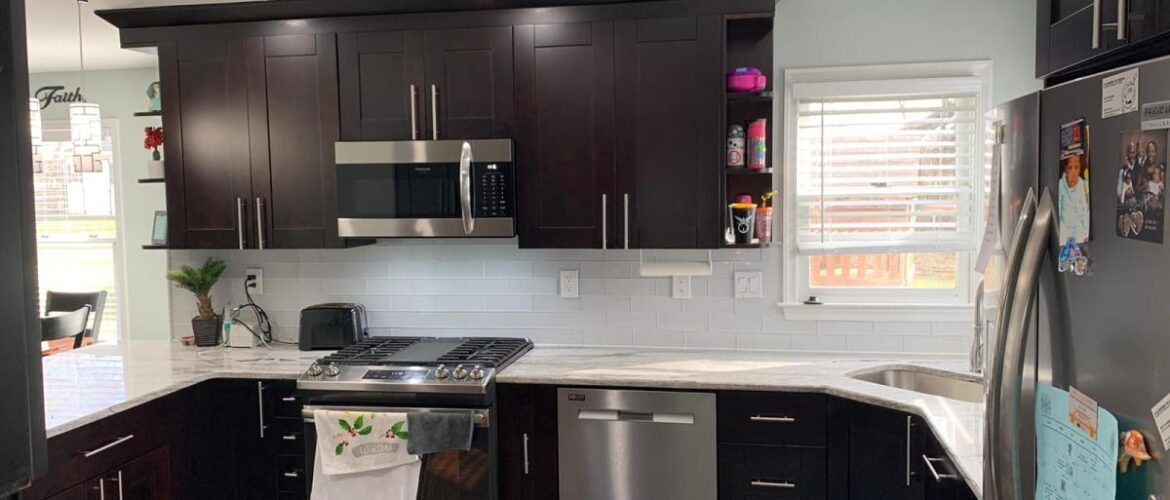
[298,303,368,351]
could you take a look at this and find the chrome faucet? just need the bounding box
[971,281,986,375]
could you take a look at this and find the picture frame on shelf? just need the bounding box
[151,211,168,246]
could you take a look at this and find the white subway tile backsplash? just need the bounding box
[167,243,968,354]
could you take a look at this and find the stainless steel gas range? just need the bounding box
[296,336,533,500]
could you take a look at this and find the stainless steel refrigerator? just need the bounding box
[985,55,1170,500]
[0,0,48,496]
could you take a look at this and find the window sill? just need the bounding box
[777,302,973,322]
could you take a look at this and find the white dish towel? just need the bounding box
[311,410,420,500]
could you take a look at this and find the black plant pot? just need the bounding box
[191,316,223,347]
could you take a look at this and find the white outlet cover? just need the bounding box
[559,270,580,299]
[734,271,762,299]
[672,275,692,299]
[246,268,264,295]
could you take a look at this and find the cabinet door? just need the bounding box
[497,384,559,500]
[246,33,343,249]
[424,26,514,140]
[215,379,278,500]
[159,38,253,249]
[114,447,172,500]
[514,22,616,248]
[614,17,723,249]
[838,403,924,500]
[338,30,425,141]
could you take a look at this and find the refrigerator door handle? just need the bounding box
[985,188,1037,500]
[992,189,1056,500]
[1092,0,1102,49]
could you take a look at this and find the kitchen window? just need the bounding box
[781,62,990,319]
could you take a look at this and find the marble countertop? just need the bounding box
[42,341,984,497]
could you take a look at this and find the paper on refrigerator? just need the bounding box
[1035,384,1118,500]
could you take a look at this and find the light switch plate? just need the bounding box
[672,275,692,299]
[246,268,264,295]
[559,270,580,298]
[734,271,762,299]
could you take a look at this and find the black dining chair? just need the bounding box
[46,290,108,345]
[41,306,92,350]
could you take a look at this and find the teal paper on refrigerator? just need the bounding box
[1035,383,1118,500]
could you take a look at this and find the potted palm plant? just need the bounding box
[166,258,226,347]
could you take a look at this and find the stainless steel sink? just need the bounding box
[851,368,984,403]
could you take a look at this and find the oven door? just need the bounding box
[335,139,515,238]
[303,405,495,500]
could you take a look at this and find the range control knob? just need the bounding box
[435,364,450,380]
[469,365,486,381]
[453,364,469,380]
[307,362,323,377]
[322,364,340,377]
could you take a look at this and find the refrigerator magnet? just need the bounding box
[1059,119,1093,248]
[1116,130,1166,244]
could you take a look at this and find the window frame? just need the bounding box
[780,61,992,317]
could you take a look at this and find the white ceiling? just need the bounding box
[25,0,265,73]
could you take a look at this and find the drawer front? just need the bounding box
[277,454,308,493]
[719,444,826,499]
[276,417,305,456]
[718,392,827,446]
[273,380,302,418]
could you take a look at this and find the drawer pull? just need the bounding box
[282,434,299,441]
[283,471,300,479]
[750,415,796,423]
[922,455,958,482]
[751,479,795,489]
[83,434,135,458]
[281,396,298,402]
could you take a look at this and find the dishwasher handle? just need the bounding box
[577,409,695,425]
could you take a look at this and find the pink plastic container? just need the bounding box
[747,119,767,171]
[727,67,767,93]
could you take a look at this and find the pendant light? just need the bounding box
[70,0,102,172]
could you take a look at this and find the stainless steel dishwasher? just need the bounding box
[557,388,717,500]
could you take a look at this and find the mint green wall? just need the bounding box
[775,0,1041,106]
[30,68,171,340]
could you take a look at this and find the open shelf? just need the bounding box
[142,244,168,250]
[726,93,773,104]
[726,168,773,176]
[133,111,162,117]
[138,177,165,184]
[723,241,774,249]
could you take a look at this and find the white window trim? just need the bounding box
[778,61,992,322]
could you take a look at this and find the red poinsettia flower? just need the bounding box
[144,127,164,150]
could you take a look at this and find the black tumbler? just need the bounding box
[730,203,757,244]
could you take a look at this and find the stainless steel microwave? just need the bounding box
[335,139,515,238]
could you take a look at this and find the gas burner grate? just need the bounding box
[436,338,534,368]
[318,337,423,366]
[317,337,533,368]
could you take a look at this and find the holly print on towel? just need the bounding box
[333,415,407,455]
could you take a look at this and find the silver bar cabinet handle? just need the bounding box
[751,480,795,489]
[282,396,297,402]
[905,416,912,486]
[116,470,124,500]
[410,84,419,140]
[255,198,265,250]
[1118,0,1128,40]
[601,194,608,249]
[282,434,298,441]
[257,381,267,439]
[923,455,958,482]
[283,471,299,479]
[236,198,246,250]
[97,478,106,500]
[83,434,135,458]
[431,84,439,140]
[623,193,630,249]
[1093,0,1102,49]
[522,432,530,475]
[750,415,795,423]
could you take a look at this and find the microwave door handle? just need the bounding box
[459,141,474,235]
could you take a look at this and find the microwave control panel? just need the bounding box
[474,163,514,218]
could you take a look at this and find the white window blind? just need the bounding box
[793,78,982,255]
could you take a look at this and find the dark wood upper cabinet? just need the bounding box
[338,30,425,141]
[1039,0,1170,80]
[515,22,616,249]
[246,33,344,249]
[424,26,515,140]
[614,16,723,249]
[160,37,253,249]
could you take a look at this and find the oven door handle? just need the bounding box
[302,405,491,428]
[459,141,475,235]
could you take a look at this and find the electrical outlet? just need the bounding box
[734,271,762,299]
[672,275,692,299]
[245,268,264,295]
[559,270,579,298]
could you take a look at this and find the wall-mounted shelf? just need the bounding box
[133,111,162,117]
[138,177,165,184]
[726,169,773,176]
[141,244,168,250]
[723,241,773,249]
[726,93,773,104]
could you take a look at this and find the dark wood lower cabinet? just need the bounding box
[112,447,172,500]
[497,384,559,500]
[42,483,97,500]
